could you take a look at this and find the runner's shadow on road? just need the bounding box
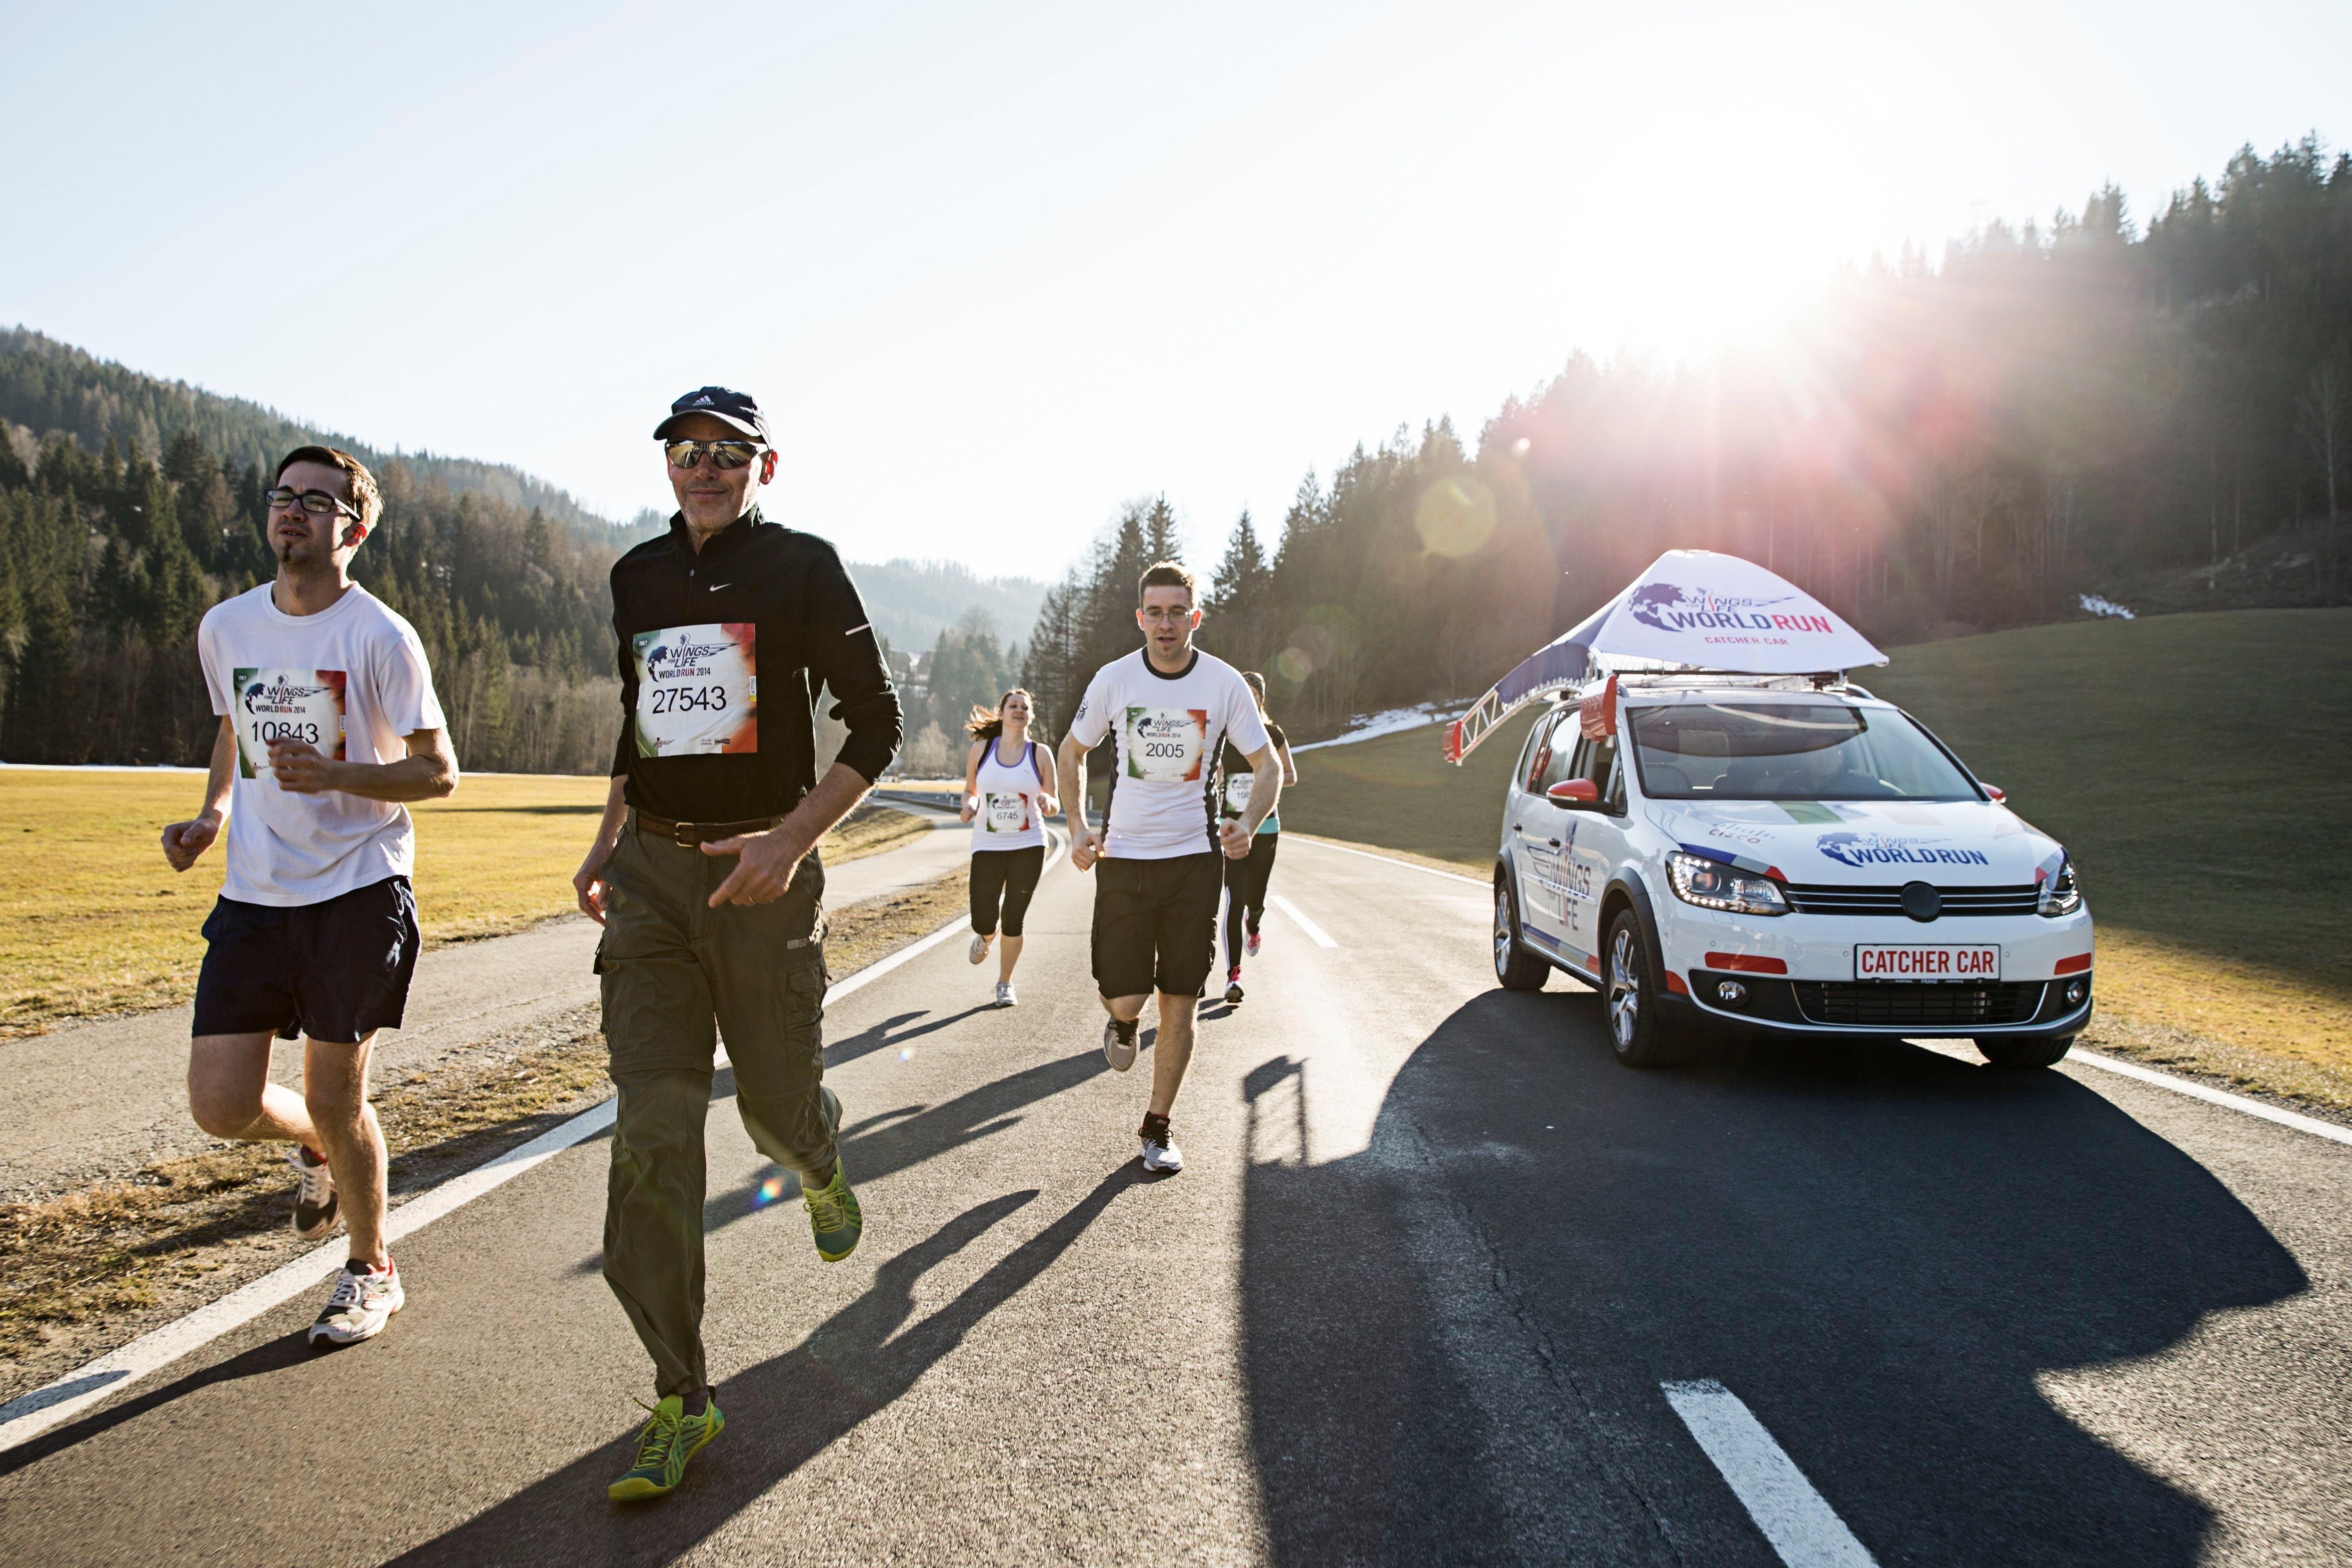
[390,1166,1145,1567]
[1241,988,2311,1567]
[0,1331,313,1478]
[822,1004,1001,1070]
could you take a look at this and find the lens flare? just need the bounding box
[898,1046,914,1062]
[752,1173,787,1208]
[1413,475,1496,557]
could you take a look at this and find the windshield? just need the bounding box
[1628,702,1979,801]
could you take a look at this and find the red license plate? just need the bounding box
[1854,945,2001,982]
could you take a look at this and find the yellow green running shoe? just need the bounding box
[803,1161,862,1262]
[608,1392,723,1502]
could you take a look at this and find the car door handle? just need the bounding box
[1546,838,1561,848]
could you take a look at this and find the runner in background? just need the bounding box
[1218,671,1297,1006]
[960,687,1058,1007]
[1060,562,1280,1174]
[162,445,458,1349]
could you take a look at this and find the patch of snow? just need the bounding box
[2078,594,2135,620]
[1292,702,1463,752]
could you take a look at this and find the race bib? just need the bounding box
[233,668,345,780]
[983,791,1030,835]
[634,623,757,757]
[1223,771,1254,815]
[1123,706,1209,782]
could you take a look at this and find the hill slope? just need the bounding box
[0,327,627,544]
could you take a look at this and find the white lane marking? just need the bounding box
[1290,834,1485,887]
[2068,1047,2352,1148]
[1269,894,1338,949]
[0,831,1065,1454]
[1662,1380,1878,1568]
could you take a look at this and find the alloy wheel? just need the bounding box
[1608,925,1641,1047]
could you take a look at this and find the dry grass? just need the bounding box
[0,863,970,1399]
[0,773,928,1039]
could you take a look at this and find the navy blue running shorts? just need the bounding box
[191,876,419,1045]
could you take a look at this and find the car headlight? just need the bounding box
[2038,857,2082,917]
[1667,852,1788,916]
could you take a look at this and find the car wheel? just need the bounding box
[1976,1033,2075,1069]
[1604,908,1673,1067]
[1494,876,1550,991]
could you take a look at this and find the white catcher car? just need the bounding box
[1491,672,2093,1068]
[1454,550,2092,1069]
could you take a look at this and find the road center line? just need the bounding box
[1269,894,1338,948]
[0,830,1062,1455]
[1662,1379,1878,1568]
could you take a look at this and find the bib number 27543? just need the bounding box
[633,623,758,757]
[233,668,346,779]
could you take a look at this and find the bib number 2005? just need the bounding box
[634,622,758,757]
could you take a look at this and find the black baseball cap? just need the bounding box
[653,386,770,444]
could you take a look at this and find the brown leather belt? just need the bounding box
[633,809,785,848]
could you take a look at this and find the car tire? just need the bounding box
[1976,1033,2075,1069]
[1493,875,1550,991]
[1604,908,1674,1067]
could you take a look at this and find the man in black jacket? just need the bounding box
[571,386,903,1502]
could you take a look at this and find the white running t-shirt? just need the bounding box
[198,583,447,907]
[1068,648,1268,860]
[971,737,1047,852]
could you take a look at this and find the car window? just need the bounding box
[1523,710,1570,793]
[1542,729,1586,792]
[1628,702,1977,800]
[1583,737,1625,812]
[1515,716,1549,795]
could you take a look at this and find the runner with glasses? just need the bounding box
[1060,562,1279,1174]
[572,385,902,1501]
[162,445,457,1349]
[959,687,1058,1006]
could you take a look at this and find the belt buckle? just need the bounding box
[671,820,699,848]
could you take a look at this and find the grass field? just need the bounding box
[0,773,929,1038]
[1280,608,2352,1091]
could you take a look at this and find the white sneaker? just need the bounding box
[288,1145,338,1241]
[967,932,990,965]
[1102,1017,1139,1072]
[996,981,1017,1007]
[308,1260,403,1346]
[1140,1121,1184,1174]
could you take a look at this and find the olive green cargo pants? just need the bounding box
[595,817,841,1399]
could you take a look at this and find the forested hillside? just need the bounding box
[1022,139,2352,743]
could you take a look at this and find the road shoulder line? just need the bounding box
[1289,834,1486,887]
[2068,1045,2352,1148]
[0,833,1063,1457]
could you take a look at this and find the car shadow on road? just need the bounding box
[1241,987,2311,1568]
[386,1166,1145,1566]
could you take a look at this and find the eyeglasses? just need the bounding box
[663,439,766,471]
[264,486,362,520]
[1138,606,1195,626]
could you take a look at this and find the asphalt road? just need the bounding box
[0,804,972,1203]
[0,837,2344,1565]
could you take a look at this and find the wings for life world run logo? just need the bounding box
[1816,831,1989,869]
[1626,583,1835,636]
[645,636,733,683]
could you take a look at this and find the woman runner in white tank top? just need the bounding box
[960,688,1059,1005]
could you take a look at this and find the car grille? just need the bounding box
[1793,980,2047,1027]
[1782,882,2040,916]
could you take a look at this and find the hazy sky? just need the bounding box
[5,2,2346,574]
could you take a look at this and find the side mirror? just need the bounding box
[1548,779,1599,808]
[1982,784,2007,803]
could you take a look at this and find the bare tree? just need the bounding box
[2297,361,2347,580]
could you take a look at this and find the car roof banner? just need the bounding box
[1573,550,1886,676]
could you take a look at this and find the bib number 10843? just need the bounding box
[232,668,346,780]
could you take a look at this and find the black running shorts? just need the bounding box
[1090,851,1223,999]
[191,876,420,1045]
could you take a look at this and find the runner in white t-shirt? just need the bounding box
[160,446,458,1349]
[1059,562,1280,1174]
[959,686,1059,1006]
